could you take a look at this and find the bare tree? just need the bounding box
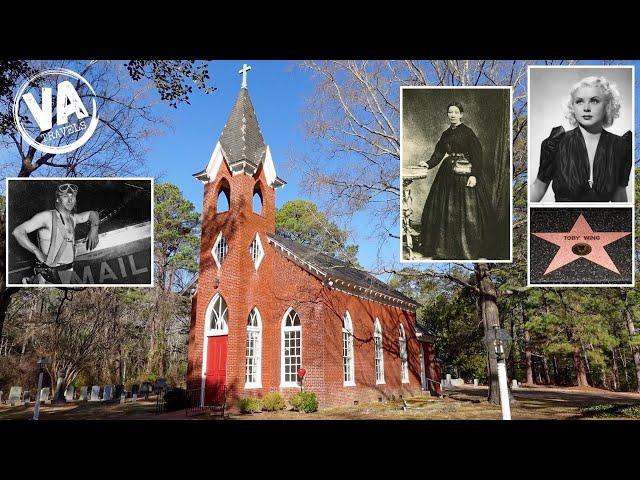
[298,60,550,404]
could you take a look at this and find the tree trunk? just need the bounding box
[553,355,559,384]
[542,355,551,384]
[624,306,640,393]
[523,327,534,385]
[572,345,590,387]
[611,350,619,391]
[475,263,502,405]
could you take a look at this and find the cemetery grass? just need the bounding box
[1,386,639,420]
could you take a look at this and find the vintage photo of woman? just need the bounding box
[401,87,512,262]
[529,66,634,203]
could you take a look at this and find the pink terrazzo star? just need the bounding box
[533,213,631,275]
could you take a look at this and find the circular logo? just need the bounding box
[572,243,592,256]
[12,68,99,154]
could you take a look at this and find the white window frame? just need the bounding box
[342,311,355,386]
[281,307,302,388]
[374,318,385,384]
[399,323,409,384]
[205,293,229,336]
[245,308,262,389]
[249,233,265,270]
[211,231,228,268]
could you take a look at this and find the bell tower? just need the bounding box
[188,64,285,403]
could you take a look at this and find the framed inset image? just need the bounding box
[6,178,153,287]
[400,86,512,262]
[528,65,634,204]
[528,206,634,287]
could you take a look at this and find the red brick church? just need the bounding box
[186,65,439,409]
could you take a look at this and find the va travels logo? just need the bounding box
[13,68,99,154]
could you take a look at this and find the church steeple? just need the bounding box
[219,88,267,171]
[194,64,285,188]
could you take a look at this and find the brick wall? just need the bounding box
[187,160,425,410]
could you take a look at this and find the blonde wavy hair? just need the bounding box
[562,76,622,128]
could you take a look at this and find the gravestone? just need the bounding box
[23,391,31,405]
[8,386,22,406]
[65,386,75,401]
[473,379,479,387]
[89,385,100,401]
[131,383,139,401]
[0,390,3,404]
[114,384,124,399]
[80,386,89,401]
[154,378,167,393]
[450,378,464,387]
[120,394,126,404]
[40,387,51,404]
[103,385,113,401]
[511,379,519,389]
[140,382,152,399]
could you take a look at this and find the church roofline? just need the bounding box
[267,234,419,312]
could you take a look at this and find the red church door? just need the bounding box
[205,336,227,404]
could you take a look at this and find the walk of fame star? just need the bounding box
[532,213,631,275]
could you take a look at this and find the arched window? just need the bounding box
[216,179,230,213]
[206,294,228,336]
[245,308,262,388]
[249,233,265,270]
[281,308,302,386]
[252,184,263,214]
[399,324,409,383]
[212,231,228,268]
[374,318,384,384]
[342,311,355,385]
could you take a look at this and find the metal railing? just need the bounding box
[185,385,226,418]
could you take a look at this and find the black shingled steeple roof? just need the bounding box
[219,88,267,167]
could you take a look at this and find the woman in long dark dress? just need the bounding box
[418,102,495,260]
[531,76,632,202]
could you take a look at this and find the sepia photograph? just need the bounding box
[6,178,153,286]
[400,87,512,262]
[528,66,634,203]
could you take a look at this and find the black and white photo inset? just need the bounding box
[6,178,153,287]
[528,66,634,204]
[400,87,512,262]
[528,207,634,287]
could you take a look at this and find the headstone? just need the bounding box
[103,385,113,401]
[80,386,89,401]
[89,385,100,401]
[8,386,22,406]
[131,384,139,396]
[119,394,126,404]
[154,378,167,392]
[40,387,51,404]
[65,386,75,401]
[450,378,464,387]
[446,373,452,382]
[0,390,3,404]
[23,391,31,405]
[114,384,124,399]
[140,382,152,398]
[473,379,479,387]
[511,379,519,389]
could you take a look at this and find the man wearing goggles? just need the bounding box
[12,182,100,284]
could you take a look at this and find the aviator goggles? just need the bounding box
[57,183,78,195]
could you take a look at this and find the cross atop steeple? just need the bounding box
[239,63,252,89]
